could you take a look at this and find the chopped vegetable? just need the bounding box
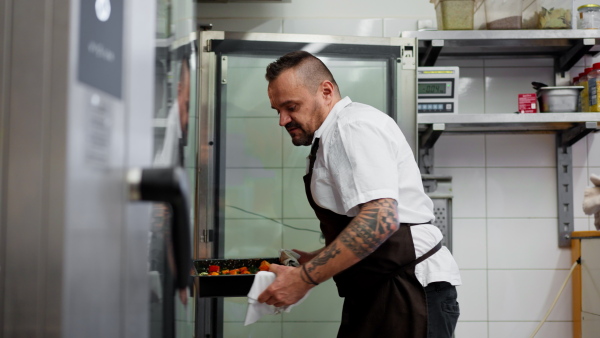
[259,260,271,271]
[208,265,220,273]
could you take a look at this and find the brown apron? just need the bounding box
[303,138,441,338]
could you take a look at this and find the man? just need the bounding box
[257,51,461,338]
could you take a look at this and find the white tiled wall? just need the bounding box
[197,1,600,338]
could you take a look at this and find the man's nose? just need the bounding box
[279,112,291,127]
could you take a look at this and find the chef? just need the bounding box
[257,51,462,338]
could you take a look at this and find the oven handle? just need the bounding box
[128,167,192,290]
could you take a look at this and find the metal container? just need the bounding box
[193,257,279,297]
[536,86,584,112]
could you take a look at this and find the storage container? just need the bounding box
[589,63,600,112]
[537,86,584,112]
[520,0,570,28]
[485,0,523,29]
[474,0,488,29]
[577,4,600,29]
[433,0,475,30]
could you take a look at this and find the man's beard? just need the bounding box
[285,121,313,146]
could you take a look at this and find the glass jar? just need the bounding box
[577,4,600,29]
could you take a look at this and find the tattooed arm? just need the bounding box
[304,198,399,283]
[258,198,399,307]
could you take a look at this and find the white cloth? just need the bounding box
[310,96,461,287]
[583,173,600,230]
[244,271,310,326]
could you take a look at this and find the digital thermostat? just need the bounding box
[417,67,459,114]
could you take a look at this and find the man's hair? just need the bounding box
[265,51,338,94]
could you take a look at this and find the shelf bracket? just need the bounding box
[556,122,599,247]
[420,40,444,67]
[418,123,445,174]
[555,38,595,74]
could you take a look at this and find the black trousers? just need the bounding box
[425,282,460,338]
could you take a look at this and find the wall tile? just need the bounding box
[226,117,282,168]
[281,219,323,253]
[572,134,588,167]
[484,67,553,114]
[282,280,344,322]
[383,18,421,37]
[456,270,488,321]
[202,18,283,33]
[224,322,282,338]
[486,168,556,218]
[588,134,600,167]
[224,219,283,258]
[435,134,485,168]
[226,62,273,118]
[282,141,310,168]
[488,321,572,338]
[457,67,486,115]
[574,217,591,232]
[486,134,555,167]
[452,219,487,269]
[488,270,572,321]
[282,168,313,218]
[283,322,341,338]
[225,168,283,219]
[435,168,487,218]
[283,18,383,37]
[454,321,488,338]
[487,218,570,269]
[574,165,592,218]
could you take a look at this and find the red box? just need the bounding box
[518,93,538,113]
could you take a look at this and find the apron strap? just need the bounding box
[412,240,442,266]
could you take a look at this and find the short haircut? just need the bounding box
[265,51,338,94]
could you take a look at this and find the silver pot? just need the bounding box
[536,86,584,113]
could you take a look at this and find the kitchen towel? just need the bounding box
[582,174,600,230]
[244,271,310,326]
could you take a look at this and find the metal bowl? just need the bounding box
[536,86,584,113]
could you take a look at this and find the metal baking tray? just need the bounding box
[193,257,279,297]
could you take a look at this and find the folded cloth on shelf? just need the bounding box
[244,271,310,326]
[583,174,600,230]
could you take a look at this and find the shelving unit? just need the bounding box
[401,30,600,247]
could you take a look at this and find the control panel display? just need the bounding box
[417,67,459,114]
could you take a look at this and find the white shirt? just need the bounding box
[310,97,461,287]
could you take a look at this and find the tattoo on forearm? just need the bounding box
[338,199,399,259]
[306,243,341,274]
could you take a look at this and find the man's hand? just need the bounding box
[257,264,314,307]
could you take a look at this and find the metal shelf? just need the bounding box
[417,113,600,248]
[401,30,600,71]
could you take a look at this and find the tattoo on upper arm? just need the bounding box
[338,198,399,259]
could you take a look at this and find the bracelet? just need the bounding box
[302,264,319,286]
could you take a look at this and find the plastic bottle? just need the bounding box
[580,70,589,112]
[589,63,600,112]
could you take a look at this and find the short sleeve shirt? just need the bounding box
[310,97,462,287]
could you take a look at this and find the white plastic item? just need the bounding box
[485,0,523,29]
